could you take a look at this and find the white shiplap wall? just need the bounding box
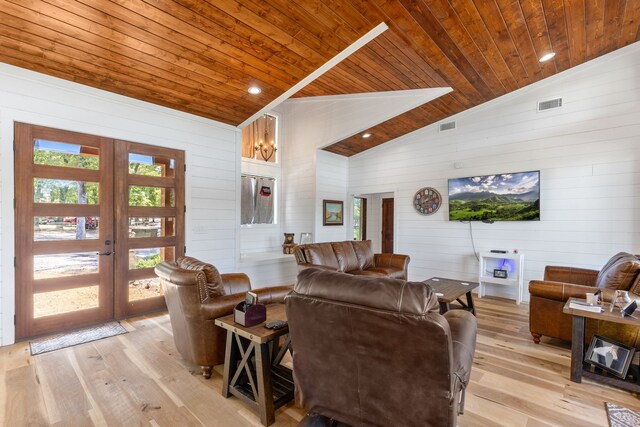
[316,150,349,242]
[348,42,640,301]
[0,64,239,345]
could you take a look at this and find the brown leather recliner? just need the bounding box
[529,252,640,348]
[155,256,292,378]
[286,268,477,427]
[293,240,410,280]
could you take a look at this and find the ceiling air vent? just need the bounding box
[439,121,456,132]
[537,97,563,112]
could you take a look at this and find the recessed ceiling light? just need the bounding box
[248,86,261,95]
[539,52,556,62]
[362,133,372,138]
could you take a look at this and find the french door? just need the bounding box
[14,123,184,339]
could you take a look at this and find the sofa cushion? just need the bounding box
[595,253,640,290]
[304,244,340,270]
[630,275,640,296]
[352,240,374,270]
[178,256,225,297]
[331,242,360,272]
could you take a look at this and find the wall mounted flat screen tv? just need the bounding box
[448,170,540,221]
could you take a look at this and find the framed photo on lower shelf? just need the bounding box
[584,335,635,379]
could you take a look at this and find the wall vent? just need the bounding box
[439,121,456,131]
[537,97,562,112]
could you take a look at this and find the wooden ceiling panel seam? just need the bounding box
[149,0,324,76]
[345,45,421,89]
[472,0,534,86]
[387,0,491,103]
[0,48,239,125]
[603,0,628,54]
[540,0,572,72]
[0,6,261,114]
[108,0,304,86]
[495,0,552,82]
[619,1,640,45]
[519,0,559,76]
[564,0,587,66]
[584,0,606,60]
[289,0,364,42]
[448,0,520,91]
[423,0,508,96]
[35,0,284,101]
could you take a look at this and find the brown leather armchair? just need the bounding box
[529,252,640,348]
[155,256,292,378]
[286,268,477,427]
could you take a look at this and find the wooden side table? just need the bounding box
[563,298,640,393]
[215,304,294,426]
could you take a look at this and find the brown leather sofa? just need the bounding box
[155,256,292,378]
[293,240,410,280]
[529,252,640,348]
[286,268,477,427]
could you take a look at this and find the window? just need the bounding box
[241,175,276,225]
[241,114,278,162]
[353,197,367,240]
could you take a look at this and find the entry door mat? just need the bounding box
[29,322,128,356]
[606,402,640,427]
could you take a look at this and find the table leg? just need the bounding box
[570,315,585,383]
[222,330,239,398]
[466,291,476,316]
[439,301,450,314]
[255,342,275,426]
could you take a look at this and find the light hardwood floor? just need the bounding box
[1,297,639,426]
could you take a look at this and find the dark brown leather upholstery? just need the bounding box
[529,253,640,348]
[155,256,292,378]
[293,240,410,280]
[286,269,477,427]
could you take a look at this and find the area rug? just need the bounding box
[30,322,127,355]
[606,402,640,427]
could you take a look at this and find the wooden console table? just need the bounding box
[215,304,294,426]
[563,298,640,393]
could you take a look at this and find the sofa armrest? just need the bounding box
[529,280,597,302]
[200,285,293,321]
[374,253,410,271]
[543,266,598,286]
[443,310,477,386]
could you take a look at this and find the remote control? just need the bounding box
[264,320,288,330]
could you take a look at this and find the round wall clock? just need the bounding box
[413,187,442,215]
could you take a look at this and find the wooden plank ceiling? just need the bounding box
[0,1,638,156]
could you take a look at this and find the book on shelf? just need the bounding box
[569,300,603,313]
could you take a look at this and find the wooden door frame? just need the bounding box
[114,140,185,318]
[14,123,115,338]
[381,197,394,254]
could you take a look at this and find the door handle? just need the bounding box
[97,250,113,256]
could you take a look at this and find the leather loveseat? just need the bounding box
[155,256,292,378]
[529,252,640,348]
[286,268,477,427]
[293,240,410,280]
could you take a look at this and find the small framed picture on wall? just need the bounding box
[323,200,344,226]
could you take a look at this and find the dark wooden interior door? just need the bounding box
[381,198,394,254]
[113,140,184,318]
[14,123,114,339]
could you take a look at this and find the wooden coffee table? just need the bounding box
[422,277,479,316]
[215,304,293,426]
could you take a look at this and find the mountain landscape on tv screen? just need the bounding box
[448,172,540,221]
